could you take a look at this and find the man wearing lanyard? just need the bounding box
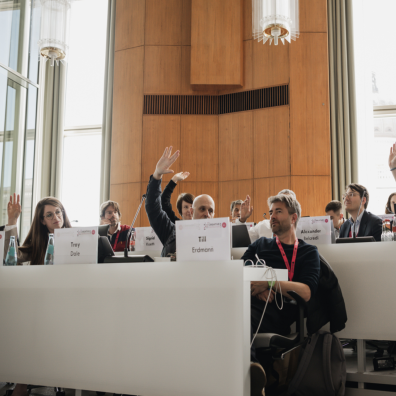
[241,194,320,396]
[99,200,130,252]
[338,184,382,241]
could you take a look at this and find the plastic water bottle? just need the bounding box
[393,214,396,241]
[5,236,17,266]
[44,233,54,265]
[129,228,136,252]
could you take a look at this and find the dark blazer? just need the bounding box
[161,179,180,224]
[306,254,347,335]
[339,210,382,242]
[145,175,176,257]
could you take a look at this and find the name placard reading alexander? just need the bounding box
[134,227,163,251]
[54,227,98,265]
[176,217,231,262]
[296,216,332,245]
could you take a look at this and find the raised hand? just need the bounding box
[153,146,180,180]
[240,195,253,223]
[172,171,190,184]
[7,193,21,226]
[389,143,396,169]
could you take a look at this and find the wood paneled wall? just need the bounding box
[110,0,331,227]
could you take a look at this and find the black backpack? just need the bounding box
[287,330,346,396]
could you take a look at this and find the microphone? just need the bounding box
[124,194,146,258]
[353,189,366,238]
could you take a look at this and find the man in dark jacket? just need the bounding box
[145,147,215,257]
[339,184,382,241]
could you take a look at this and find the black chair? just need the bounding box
[252,291,307,360]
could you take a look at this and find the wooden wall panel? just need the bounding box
[253,106,290,179]
[219,40,253,94]
[253,177,291,223]
[219,180,254,218]
[290,33,330,176]
[191,0,243,86]
[291,176,332,217]
[182,0,192,45]
[180,116,219,181]
[180,181,219,216]
[141,115,181,183]
[299,0,327,33]
[243,0,252,40]
[219,111,253,181]
[140,181,180,227]
[252,40,289,89]
[110,182,143,227]
[144,46,182,94]
[115,0,145,52]
[111,47,144,185]
[145,0,183,45]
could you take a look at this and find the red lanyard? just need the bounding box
[275,236,298,281]
[112,231,120,251]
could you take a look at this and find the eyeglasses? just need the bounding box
[342,192,360,200]
[43,209,64,220]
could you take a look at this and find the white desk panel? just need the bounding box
[317,242,396,341]
[0,261,249,396]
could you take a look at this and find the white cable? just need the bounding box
[247,255,284,348]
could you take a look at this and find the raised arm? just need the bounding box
[161,171,190,224]
[389,143,396,182]
[145,147,180,245]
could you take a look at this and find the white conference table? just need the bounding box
[0,261,287,396]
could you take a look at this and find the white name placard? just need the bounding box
[296,216,332,245]
[0,231,5,264]
[377,214,394,221]
[176,217,231,261]
[134,227,163,251]
[54,227,98,265]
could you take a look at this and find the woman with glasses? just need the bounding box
[4,194,72,265]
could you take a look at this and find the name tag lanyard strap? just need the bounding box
[275,236,298,281]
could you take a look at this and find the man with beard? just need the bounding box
[99,200,130,252]
[241,194,320,396]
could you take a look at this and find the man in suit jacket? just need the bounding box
[339,183,382,241]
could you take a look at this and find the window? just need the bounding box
[353,0,396,215]
[61,0,108,226]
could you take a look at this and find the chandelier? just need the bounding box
[252,0,299,45]
[36,0,72,66]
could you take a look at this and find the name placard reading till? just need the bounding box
[54,227,98,265]
[176,217,231,261]
[296,216,332,245]
[134,227,163,251]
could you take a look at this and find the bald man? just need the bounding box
[145,147,215,257]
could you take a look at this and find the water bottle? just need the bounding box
[129,228,136,252]
[44,233,54,265]
[393,214,396,241]
[5,236,17,266]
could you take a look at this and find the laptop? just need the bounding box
[336,236,375,244]
[98,224,110,237]
[232,224,252,248]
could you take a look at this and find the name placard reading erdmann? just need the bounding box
[176,217,231,261]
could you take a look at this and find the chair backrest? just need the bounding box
[306,254,347,335]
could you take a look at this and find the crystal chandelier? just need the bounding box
[36,0,72,66]
[252,0,299,45]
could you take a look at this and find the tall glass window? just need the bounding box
[0,0,40,240]
[61,0,108,226]
[353,0,396,215]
